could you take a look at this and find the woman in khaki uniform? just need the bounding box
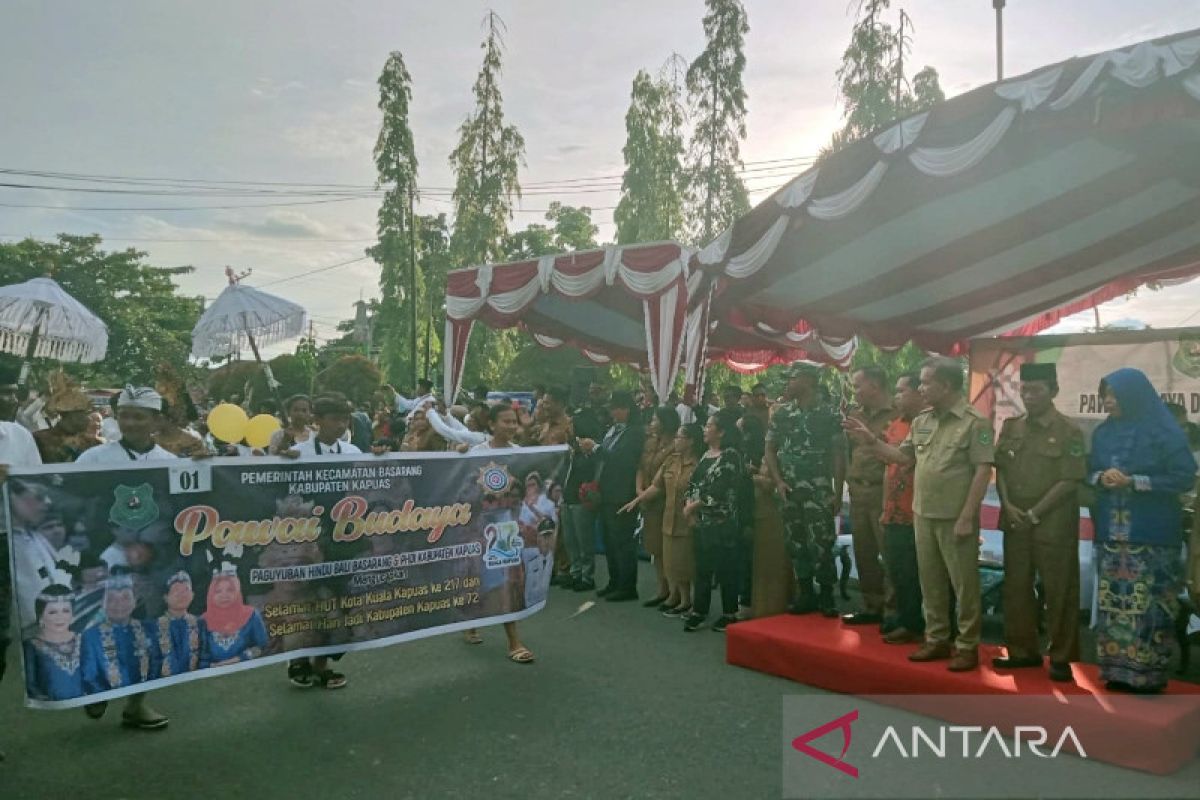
[635,407,679,607]
[751,459,794,617]
[624,422,702,615]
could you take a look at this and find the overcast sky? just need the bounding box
[3,1,1199,353]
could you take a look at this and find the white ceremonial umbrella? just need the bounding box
[191,267,306,393]
[0,276,109,384]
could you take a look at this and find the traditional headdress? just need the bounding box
[154,363,190,424]
[45,369,91,415]
[165,570,192,590]
[1019,362,1058,384]
[118,385,163,411]
[104,572,134,592]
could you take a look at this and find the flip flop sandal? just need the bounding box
[287,660,315,688]
[507,647,535,664]
[120,712,169,731]
[83,701,108,720]
[314,669,348,690]
[463,631,483,645]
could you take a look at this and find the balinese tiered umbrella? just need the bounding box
[190,267,307,395]
[0,276,109,384]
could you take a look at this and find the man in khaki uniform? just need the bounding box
[993,363,1086,683]
[842,366,897,627]
[851,357,993,671]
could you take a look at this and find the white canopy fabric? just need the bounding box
[0,276,108,364]
[191,282,306,360]
[443,242,697,403]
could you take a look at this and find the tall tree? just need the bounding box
[0,234,201,385]
[828,1,943,153]
[685,0,750,245]
[614,61,686,245]
[449,10,527,388]
[367,50,420,387]
[449,10,526,267]
[504,204,599,260]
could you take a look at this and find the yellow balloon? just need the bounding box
[207,403,249,444]
[244,413,282,449]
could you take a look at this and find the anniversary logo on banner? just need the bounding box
[6,446,566,709]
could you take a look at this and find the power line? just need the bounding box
[0,154,814,193]
[0,233,377,243]
[255,255,373,288]
[0,197,369,212]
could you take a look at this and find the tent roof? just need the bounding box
[445,240,697,365]
[699,27,1200,368]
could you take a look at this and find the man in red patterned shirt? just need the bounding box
[845,371,926,644]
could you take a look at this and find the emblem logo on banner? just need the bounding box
[476,461,513,494]
[482,521,523,569]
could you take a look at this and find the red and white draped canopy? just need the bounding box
[698,28,1200,371]
[443,241,699,403]
[444,28,1200,394]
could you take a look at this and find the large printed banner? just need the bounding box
[969,327,1200,439]
[6,447,567,708]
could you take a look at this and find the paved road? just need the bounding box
[2,564,1197,800]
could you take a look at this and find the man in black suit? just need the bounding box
[581,390,645,602]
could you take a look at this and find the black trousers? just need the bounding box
[883,523,924,633]
[600,503,639,593]
[693,520,740,617]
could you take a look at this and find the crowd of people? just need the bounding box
[1,353,1198,752]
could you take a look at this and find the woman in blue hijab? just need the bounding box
[1089,368,1196,693]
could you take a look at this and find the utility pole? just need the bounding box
[408,183,418,391]
[993,0,1006,81]
[896,9,908,113]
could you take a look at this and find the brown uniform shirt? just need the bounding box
[995,408,1086,536]
[846,404,897,486]
[901,397,995,520]
[638,436,673,512]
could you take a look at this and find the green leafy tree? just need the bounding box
[367,50,421,387]
[206,361,259,404]
[827,0,944,154]
[449,10,527,390]
[503,203,598,259]
[293,335,319,394]
[0,234,202,386]
[317,355,382,405]
[449,10,525,267]
[685,0,751,244]
[416,213,453,381]
[615,62,687,245]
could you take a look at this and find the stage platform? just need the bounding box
[727,614,1200,775]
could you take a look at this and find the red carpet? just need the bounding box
[727,614,1200,774]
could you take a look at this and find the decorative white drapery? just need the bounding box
[443,242,695,404]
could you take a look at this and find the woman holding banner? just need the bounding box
[1089,368,1197,694]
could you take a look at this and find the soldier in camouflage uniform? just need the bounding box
[765,363,847,616]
